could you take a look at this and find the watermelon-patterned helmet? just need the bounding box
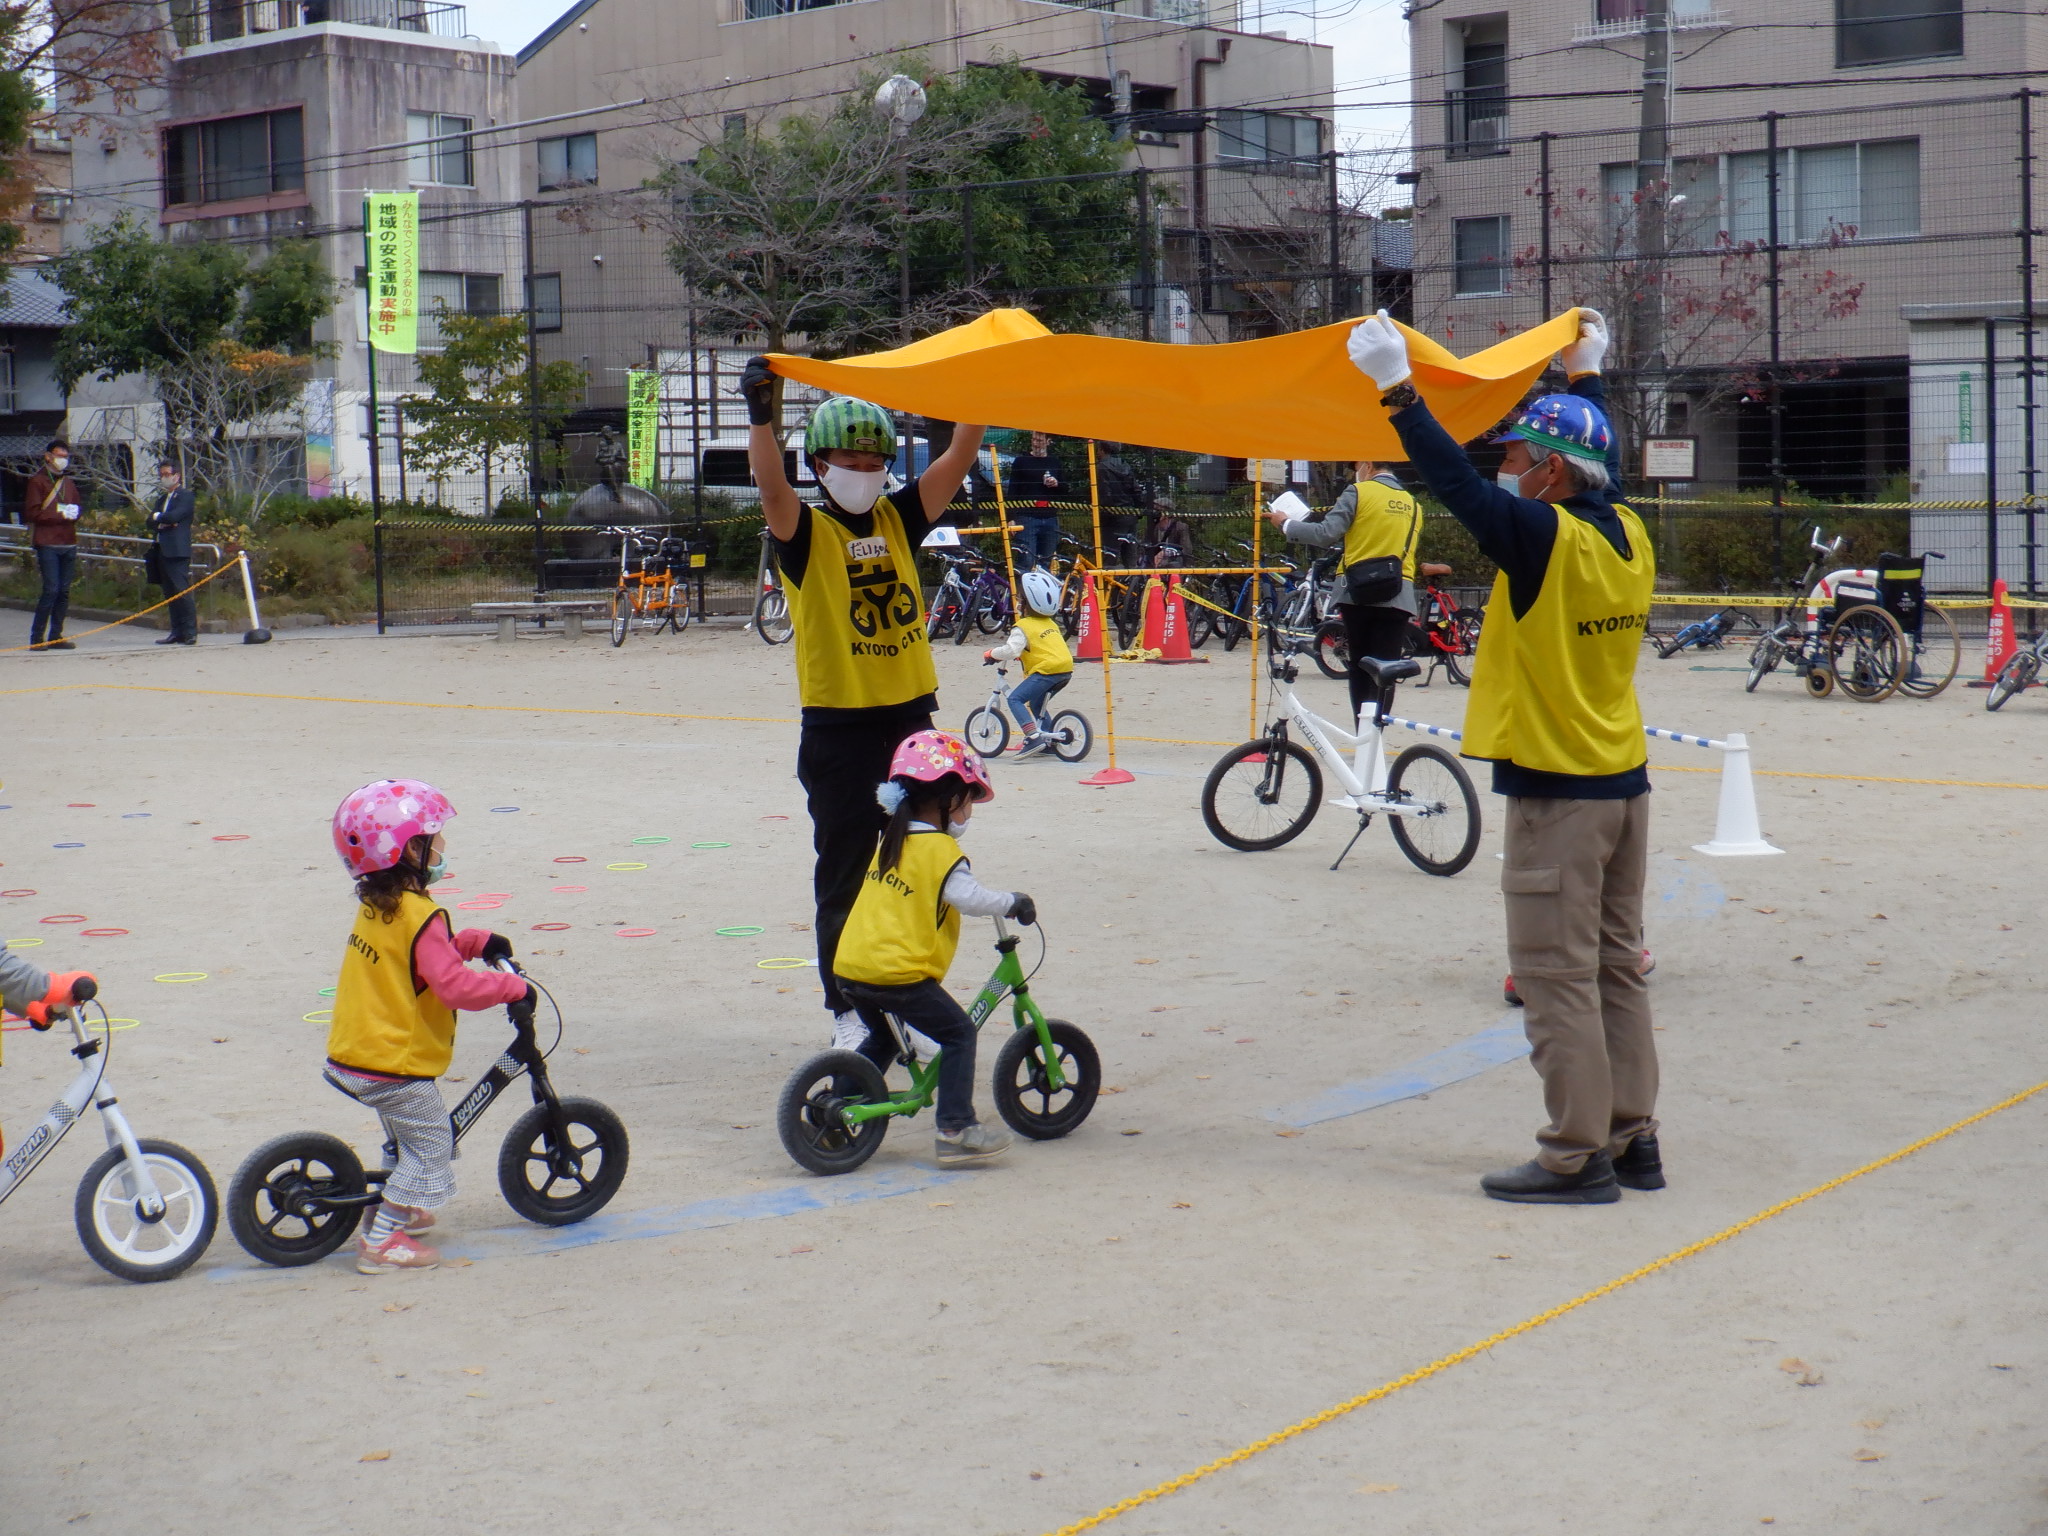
[804,396,897,461]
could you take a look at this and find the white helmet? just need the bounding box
[1019,569,1061,617]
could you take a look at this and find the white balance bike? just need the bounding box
[0,977,218,1281]
[1200,652,1482,876]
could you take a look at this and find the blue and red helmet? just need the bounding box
[1497,394,1613,465]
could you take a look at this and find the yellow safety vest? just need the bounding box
[327,890,460,1079]
[1016,613,1073,677]
[1464,502,1654,779]
[1342,479,1422,582]
[786,494,939,711]
[833,829,966,987]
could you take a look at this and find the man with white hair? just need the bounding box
[1347,309,1661,1207]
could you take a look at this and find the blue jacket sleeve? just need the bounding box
[1387,396,1557,607]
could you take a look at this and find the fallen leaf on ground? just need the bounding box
[574,1047,590,1055]
[1754,907,1779,914]
[730,1124,753,1130]
[1139,1030,1156,1036]
[1356,1484,1400,1495]
[463,1367,484,1375]
[1852,1449,1886,1462]
[1104,1236,1122,1242]
[1870,913,1887,920]
[1171,1201,1192,1209]
[1778,1358,1824,1386]
[789,1245,813,1255]
[360,1450,391,1463]
[1100,1086,1125,1095]
[211,1036,229,1044]
[1148,1006,1178,1013]
[1029,1472,1044,1481]
[1235,1038,1256,1044]
[465,1390,485,1399]
[446,1258,473,1268]
[1135,958,1159,965]
[1195,1074,1212,1080]
[1120,1129,1142,1136]
[1275,1129,1302,1138]
[1858,1418,1886,1429]
[1494,1253,1513,1260]
[928,1202,952,1208]
[381,1302,411,1314]
[1991,1363,2016,1370]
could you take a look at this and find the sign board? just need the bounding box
[1947,442,1988,475]
[362,193,419,355]
[1642,437,1697,480]
[1166,287,1193,345]
[1289,459,1310,485]
[921,524,962,548]
[1248,458,1289,486]
[626,369,659,490]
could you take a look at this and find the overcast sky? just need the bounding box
[468,0,1413,149]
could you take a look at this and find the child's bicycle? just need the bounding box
[225,963,629,1266]
[963,659,1093,761]
[1655,604,1759,658]
[775,916,1101,1175]
[1987,626,2048,710]
[0,977,219,1282]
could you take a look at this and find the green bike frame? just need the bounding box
[839,917,1065,1126]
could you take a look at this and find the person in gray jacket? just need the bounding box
[1,944,89,1030]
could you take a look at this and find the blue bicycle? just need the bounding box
[1655,606,1758,658]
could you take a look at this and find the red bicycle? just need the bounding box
[1316,563,1484,685]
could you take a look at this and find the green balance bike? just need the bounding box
[775,916,1101,1175]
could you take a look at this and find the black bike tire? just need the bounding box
[1200,738,1322,852]
[964,705,1010,758]
[609,592,629,648]
[1987,650,2039,711]
[497,1097,630,1226]
[975,593,1011,636]
[776,1050,891,1176]
[1745,635,1779,693]
[1312,619,1350,680]
[952,591,980,646]
[227,1131,367,1267]
[1385,743,1483,877]
[754,586,793,645]
[992,1021,1101,1141]
[75,1139,218,1283]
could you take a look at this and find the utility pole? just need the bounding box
[1631,0,1673,474]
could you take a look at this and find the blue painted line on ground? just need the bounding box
[208,1161,967,1280]
[1267,1017,1532,1128]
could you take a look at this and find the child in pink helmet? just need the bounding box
[327,779,531,1273]
[833,731,1034,1165]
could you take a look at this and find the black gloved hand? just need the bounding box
[1008,892,1037,926]
[740,355,778,428]
[480,933,515,966]
[508,984,538,1025]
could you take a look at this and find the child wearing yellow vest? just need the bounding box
[833,731,1034,1166]
[983,568,1074,759]
[327,779,531,1273]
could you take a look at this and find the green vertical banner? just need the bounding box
[626,369,659,490]
[363,192,420,355]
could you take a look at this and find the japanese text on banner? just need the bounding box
[627,370,658,489]
[363,192,419,356]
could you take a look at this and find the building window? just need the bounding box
[1453,215,1508,295]
[537,132,596,191]
[1727,138,1919,242]
[407,111,473,188]
[1213,111,1322,165]
[527,273,562,332]
[162,108,304,206]
[1595,0,1717,18]
[1446,22,1507,157]
[1837,0,1961,67]
[414,270,501,347]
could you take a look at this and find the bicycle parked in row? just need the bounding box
[750,527,792,645]
[926,549,1015,644]
[1311,562,1484,686]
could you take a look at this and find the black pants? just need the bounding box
[1339,603,1412,723]
[835,976,979,1131]
[796,709,932,1015]
[31,546,74,644]
[157,555,196,641]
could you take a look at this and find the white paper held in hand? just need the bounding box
[1268,490,1313,522]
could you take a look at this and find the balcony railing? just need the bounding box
[1574,6,1729,43]
[1444,87,1508,158]
[173,0,467,47]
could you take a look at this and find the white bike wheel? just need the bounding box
[964,705,1010,758]
[75,1140,218,1282]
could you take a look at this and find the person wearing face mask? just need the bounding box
[1349,308,1662,1208]
[738,359,988,1057]
[23,439,82,651]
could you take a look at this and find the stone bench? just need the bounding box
[471,600,610,642]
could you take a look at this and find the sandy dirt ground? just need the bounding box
[2,606,2045,1536]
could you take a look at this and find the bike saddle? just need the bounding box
[1355,654,1422,689]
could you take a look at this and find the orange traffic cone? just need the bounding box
[1981,577,2014,685]
[1146,576,1203,663]
[1074,577,1104,662]
[1139,577,1166,650]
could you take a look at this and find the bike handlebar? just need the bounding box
[71,976,96,1005]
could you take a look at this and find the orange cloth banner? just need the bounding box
[766,307,1589,462]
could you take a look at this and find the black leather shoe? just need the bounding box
[176,636,198,645]
[1614,1133,1665,1190]
[1480,1153,1621,1204]
[155,634,182,645]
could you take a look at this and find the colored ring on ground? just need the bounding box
[2,889,34,897]
[756,958,815,970]
[490,806,520,813]
[40,914,88,925]
[553,856,587,864]
[52,842,84,849]
[631,836,671,845]
[532,922,571,932]
[479,892,513,899]
[6,938,44,948]
[154,972,207,983]
[81,927,129,937]
[551,885,586,894]
[211,834,250,842]
[87,1017,140,1034]
[605,862,648,871]
[458,900,504,911]
[122,813,151,819]
[760,815,789,821]
[716,925,766,937]
[691,841,731,849]
[318,987,336,997]
[67,802,95,808]
[302,1010,333,1024]
[618,927,657,938]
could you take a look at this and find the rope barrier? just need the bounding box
[0,561,241,654]
[1042,1075,2048,1536]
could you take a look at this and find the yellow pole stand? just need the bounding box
[1249,462,1265,739]
[988,444,1019,616]
[1081,442,1135,786]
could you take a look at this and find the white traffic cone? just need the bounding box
[1691,731,1783,857]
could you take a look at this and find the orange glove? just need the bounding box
[26,971,95,1030]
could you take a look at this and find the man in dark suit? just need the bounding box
[147,461,198,646]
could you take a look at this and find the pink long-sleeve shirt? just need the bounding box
[414,925,531,1012]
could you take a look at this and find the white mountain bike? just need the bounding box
[1200,653,1482,876]
[0,977,219,1281]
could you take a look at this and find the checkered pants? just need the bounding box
[324,1066,456,1210]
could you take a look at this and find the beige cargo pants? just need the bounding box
[1500,794,1657,1174]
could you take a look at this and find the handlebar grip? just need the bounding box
[70,977,97,1004]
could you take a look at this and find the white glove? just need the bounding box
[1346,311,1411,392]
[1561,308,1609,376]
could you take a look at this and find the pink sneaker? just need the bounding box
[1639,948,1656,977]
[390,1203,436,1236]
[355,1229,440,1274]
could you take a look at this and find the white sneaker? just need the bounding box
[831,1011,868,1051]
[935,1122,1014,1165]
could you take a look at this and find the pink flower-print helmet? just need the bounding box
[887,730,994,803]
[332,778,456,878]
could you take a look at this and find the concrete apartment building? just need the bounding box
[1406,0,2045,536]
[60,0,521,499]
[513,0,1339,443]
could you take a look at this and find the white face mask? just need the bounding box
[1495,469,1525,495]
[819,463,887,515]
[946,817,971,838]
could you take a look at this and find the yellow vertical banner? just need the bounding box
[626,370,659,490]
[363,192,419,355]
